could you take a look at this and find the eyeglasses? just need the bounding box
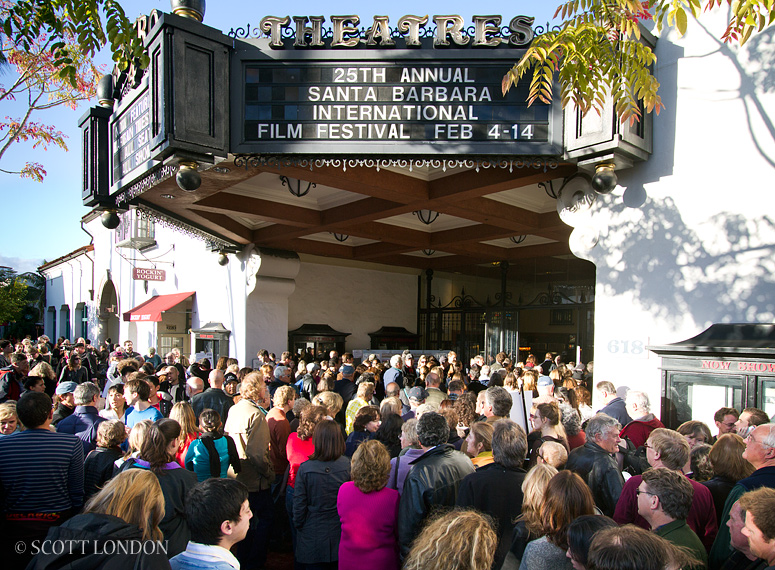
[644,442,653,449]
[636,489,656,497]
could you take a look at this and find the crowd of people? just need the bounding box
[2,337,775,570]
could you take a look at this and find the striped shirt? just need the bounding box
[0,428,84,513]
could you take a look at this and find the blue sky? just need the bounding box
[0,0,558,274]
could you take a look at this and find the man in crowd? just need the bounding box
[710,423,775,568]
[0,391,84,570]
[398,411,474,559]
[482,386,513,423]
[56,381,105,454]
[736,408,770,439]
[186,376,204,400]
[0,339,13,368]
[447,379,465,400]
[383,354,403,389]
[402,386,428,421]
[740,487,775,570]
[596,380,633,426]
[637,467,708,568]
[715,407,740,440]
[191,369,234,422]
[170,478,252,570]
[224,371,274,570]
[620,390,664,448]
[614,427,717,550]
[159,365,186,403]
[267,365,292,401]
[424,371,447,407]
[457,419,527,570]
[723,500,767,570]
[123,375,163,428]
[566,413,625,517]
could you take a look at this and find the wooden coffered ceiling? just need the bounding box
[138,156,595,282]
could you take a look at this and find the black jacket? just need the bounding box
[565,440,625,517]
[84,446,123,501]
[190,388,234,423]
[398,444,475,558]
[293,456,351,564]
[26,513,171,570]
[457,462,527,570]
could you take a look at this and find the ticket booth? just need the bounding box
[191,322,231,365]
[288,324,350,359]
[368,327,420,351]
[649,323,775,430]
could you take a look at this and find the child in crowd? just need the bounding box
[185,408,241,482]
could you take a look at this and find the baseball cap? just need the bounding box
[537,375,553,388]
[55,381,78,395]
[408,387,428,400]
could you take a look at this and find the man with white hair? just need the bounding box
[710,423,775,568]
[383,354,404,389]
[619,390,664,448]
[186,376,204,399]
[56,381,105,454]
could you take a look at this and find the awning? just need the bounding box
[123,292,195,322]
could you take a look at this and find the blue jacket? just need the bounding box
[56,405,106,455]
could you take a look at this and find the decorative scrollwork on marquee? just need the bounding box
[135,206,234,249]
[232,154,560,174]
[115,165,177,207]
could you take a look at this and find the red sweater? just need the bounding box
[620,416,664,448]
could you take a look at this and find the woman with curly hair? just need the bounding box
[293,419,350,570]
[453,392,478,438]
[339,439,399,570]
[345,405,381,457]
[404,509,497,570]
[520,471,595,570]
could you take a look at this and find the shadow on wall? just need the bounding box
[592,196,775,328]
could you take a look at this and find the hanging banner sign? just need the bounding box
[133,268,166,281]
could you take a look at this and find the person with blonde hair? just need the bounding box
[339,439,401,570]
[520,471,596,570]
[170,401,200,467]
[404,509,497,570]
[27,470,168,569]
[312,390,344,419]
[345,381,375,434]
[510,463,559,565]
[266,384,295,481]
[0,401,21,436]
[465,421,494,468]
[28,361,56,396]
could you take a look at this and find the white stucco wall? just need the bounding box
[570,11,775,412]
[289,256,419,350]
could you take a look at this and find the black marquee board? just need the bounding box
[231,42,563,156]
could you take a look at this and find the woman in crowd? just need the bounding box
[465,421,494,468]
[28,361,57,396]
[128,417,199,556]
[185,408,241,482]
[312,391,344,423]
[505,372,532,433]
[27,470,168,569]
[84,420,127,501]
[339,439,399,570]
[286,404,328,547]
[59,351,88,384]
[520,471,595,570]
[510,463,558,564]
[575,387,595,424]
[345,405,381,457]
[100,383,128,421]
[169,402,199,467]
[453,392,478,433]
[345,381,375,434]
[404,509,497,570]
[0,402,21,436]
[522,369,539,398]
[527,402,569,466]
[388,419,422,494]
[23,376,46,393]
[703,433,755,521]
[293,419,351,570]
[373,411,403,458]
[565,515,618,570]
[677,420,714,449]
